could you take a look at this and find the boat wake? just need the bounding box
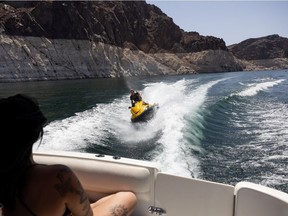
[237,78,285,97]
[37,75,287,189]
[200,77,288,190]
[37,78,224,179]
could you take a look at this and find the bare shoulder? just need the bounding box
[43,164,72,172]
[35,164,82,197]
[40,164,74,182]
[40,164,92,215]
[43,164,82,196]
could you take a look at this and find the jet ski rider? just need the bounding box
[130,89,148,107]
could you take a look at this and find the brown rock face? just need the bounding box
[1,1,286,82]
[181,32,227,52]
[228,34,288,60]
[1,1,228,53]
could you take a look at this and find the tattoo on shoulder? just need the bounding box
[54,167,90,214]
[110,204,128,216]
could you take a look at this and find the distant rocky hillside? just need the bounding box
[228,34,288,71]
[0,1,287,82]
[228,34,288,60]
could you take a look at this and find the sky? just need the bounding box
[146,1,288,45]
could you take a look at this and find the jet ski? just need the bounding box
[130,101,159,123]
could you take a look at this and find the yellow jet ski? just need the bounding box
[130,101,159,123]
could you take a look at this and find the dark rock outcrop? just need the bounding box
[0,1,286,82]
[1,1,228,53]
[228,34,288,60]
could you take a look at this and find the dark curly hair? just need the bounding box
[0,94,47,209]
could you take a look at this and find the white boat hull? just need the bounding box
[34,151,288,216]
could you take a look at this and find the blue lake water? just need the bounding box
[1,69,287,193]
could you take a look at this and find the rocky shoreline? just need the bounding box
[0,1,287,82]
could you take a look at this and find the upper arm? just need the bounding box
[53,165,93,216]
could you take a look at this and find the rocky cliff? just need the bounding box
[228,35,288,60]
[228,34,288,71]
[2,1,228,53]
[0,1,287,82]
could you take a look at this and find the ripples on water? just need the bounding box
[1,70,287,192]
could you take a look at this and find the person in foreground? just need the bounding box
[0,94,137,216]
